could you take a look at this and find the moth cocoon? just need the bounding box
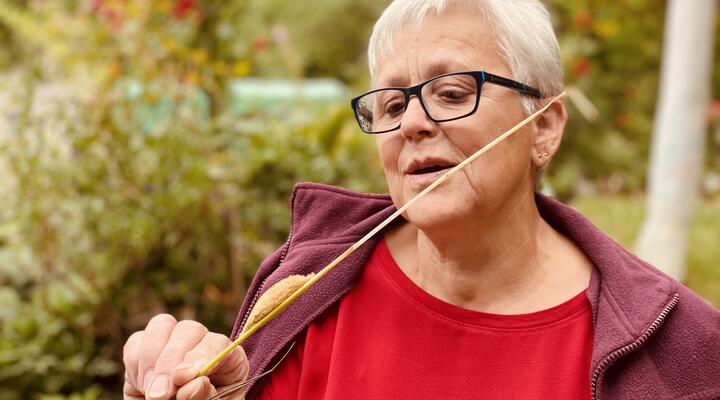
[242,273,316,334]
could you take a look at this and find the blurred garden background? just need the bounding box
[0,0,718,398]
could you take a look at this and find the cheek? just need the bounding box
[444,120,495,161]
[376,136,405,200]
[447,113,533,189]
[377,135,400,173]
[465,125,535,193]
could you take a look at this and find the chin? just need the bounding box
[402,192,473,232]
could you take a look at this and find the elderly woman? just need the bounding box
[122,1,720,399]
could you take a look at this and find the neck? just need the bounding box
[385,192,592,314]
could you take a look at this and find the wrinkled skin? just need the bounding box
[122,314,248,400]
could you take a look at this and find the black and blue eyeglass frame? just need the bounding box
[350,70,542,134]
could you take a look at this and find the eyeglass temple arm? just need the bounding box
[483,71,542,98]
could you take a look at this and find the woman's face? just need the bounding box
[375,8,544,231]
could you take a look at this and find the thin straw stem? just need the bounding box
[196,91,566,378]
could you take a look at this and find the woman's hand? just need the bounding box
[123,314,249,400]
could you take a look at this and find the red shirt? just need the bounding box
[258,240,594,400]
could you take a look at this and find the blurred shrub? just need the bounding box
[545,0,663,197]
[0,71,385,398]
[546,0,720,199]
[0,1,385,398]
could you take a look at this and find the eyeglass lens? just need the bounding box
[356,73,478,133]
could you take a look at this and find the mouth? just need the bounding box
[405,158,458,176]
[409,165,454,175]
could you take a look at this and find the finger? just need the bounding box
[171,333,228,386]
[172,333,248,387]
[176,376,218,400]
[124,380,144,398]
[172,356,207,388]
[123,331,144,390]
[147,320,208,400]
[207,346,249,387]
[137,314,177,391]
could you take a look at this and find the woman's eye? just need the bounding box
[384,100,405,115]
[439,88,471,100]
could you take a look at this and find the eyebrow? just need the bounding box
[375,62,476,88]
[425,63,455,78]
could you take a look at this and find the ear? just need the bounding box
[531,99,567,167]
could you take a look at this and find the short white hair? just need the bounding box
[367,0,564,115]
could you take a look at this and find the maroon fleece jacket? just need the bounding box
[230,182,720,400]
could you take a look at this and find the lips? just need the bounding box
[403,157,458,189]
[405,157,458,176]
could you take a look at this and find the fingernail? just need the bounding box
[149,375,170,398]
[142,368,155,393]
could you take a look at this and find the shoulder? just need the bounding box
[661,283,720,346]
[600,277,720,399]
[640,284,720,397]
[619,249,720,363]
[232,182,395,338]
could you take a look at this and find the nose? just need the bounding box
[398,95,436,141]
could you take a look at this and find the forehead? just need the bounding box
[373,8,505,88]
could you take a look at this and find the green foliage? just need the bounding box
[0,1,386,398]
[544,0,665,197]
[0,74,384,398]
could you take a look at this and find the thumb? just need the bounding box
[176,376,219,400]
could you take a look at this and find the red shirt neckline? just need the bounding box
[375,239,590,330]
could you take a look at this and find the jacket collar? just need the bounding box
[535,191,678,370]
[237,182,679,397]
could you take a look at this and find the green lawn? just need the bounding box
[570,196,720,308]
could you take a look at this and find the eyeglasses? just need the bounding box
[350,70,542,134]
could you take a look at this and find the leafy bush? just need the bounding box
[0,2,387,397]
[0,71,385,398]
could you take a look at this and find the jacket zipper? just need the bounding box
[590,293,679,400]
[243,236,370,397]
[238,230,293,333]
